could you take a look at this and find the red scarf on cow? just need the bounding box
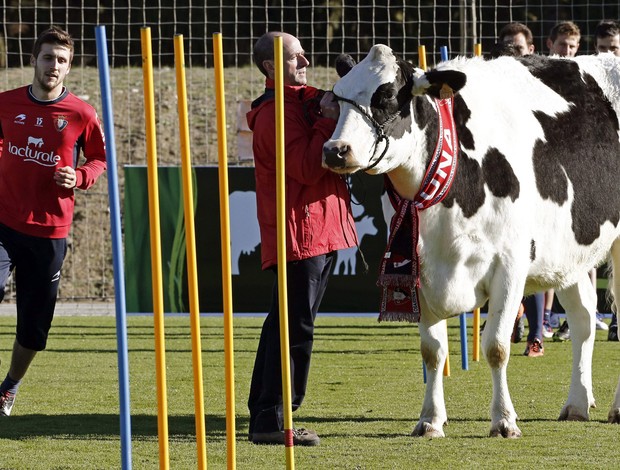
[378,96,459,322]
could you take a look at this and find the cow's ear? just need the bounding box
[411,69,467,98]
[335,53,356,78]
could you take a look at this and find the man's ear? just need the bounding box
[546,38,553,51]
[30,55,36,66]
[263,59,275,78]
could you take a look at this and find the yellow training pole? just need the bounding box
[274,35,295,469]
[213,32,238,470]
[140,26,169,470]
[473,308,480,361]
[472,43,482,363]
[418,45,427,71]
[173,34,208,470]
[443,324,451,377]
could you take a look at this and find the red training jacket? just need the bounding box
[247,79,358,270]
[0,86,107,238]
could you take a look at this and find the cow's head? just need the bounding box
[323,44,466,175]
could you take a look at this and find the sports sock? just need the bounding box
[0,374,21,395]
[544,309,551,322]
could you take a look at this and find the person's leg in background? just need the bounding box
[523,292,545,357]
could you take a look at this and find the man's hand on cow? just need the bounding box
[54,166,77,189]
[320,91,340,120]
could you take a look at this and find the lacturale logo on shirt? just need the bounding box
[6,138,61,167]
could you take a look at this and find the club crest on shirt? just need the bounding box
[54,115,68,132]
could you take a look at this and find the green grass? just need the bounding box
[0,314,618,469]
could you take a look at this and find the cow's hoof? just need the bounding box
[411,421,445,438]
[489,420,521,438]
[558,404,589,421]
[607,408,620,424]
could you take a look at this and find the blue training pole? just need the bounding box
[440,44,468,371]
[95,25,133,470]
[440,45,449,61]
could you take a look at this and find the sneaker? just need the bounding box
[542,320,554,339]
[524,338,544,357]
[595,313,609,331]
[0,390,16,416]
[511,305,525,343]
[553,320,571,341]
[609,323,619,342]
[549,312,561,328]
[251,428,320,446]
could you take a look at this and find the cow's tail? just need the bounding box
[606,239,620,315]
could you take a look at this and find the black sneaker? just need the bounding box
[553,320,571,342]
[0,390,16,416]
[608,323,619,342]
[251,428,320,446]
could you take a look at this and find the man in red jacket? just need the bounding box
[246,31,357,446]
[0,26,106,416]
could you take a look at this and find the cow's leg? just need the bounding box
[412,317,448,438]
[607,239,620,423]
[554,272,597,421]
[483,288,523,438]
[609,377,620,424]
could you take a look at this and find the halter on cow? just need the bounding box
[323,44,620,438]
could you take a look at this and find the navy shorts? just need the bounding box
[0,223,67,351]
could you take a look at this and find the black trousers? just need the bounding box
[248,252,334,434]
[0,223,66,351]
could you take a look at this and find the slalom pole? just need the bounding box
[418,45,427,71]
[213,32,238,470]
[472,43,482,362]
[418,44,430,379]
[440,44,468,371]
[95,25,132,470]
[173,34,207,470]
[473,308,481,361]
[274,35,296,469]
[140,27,170,470]
[439,45,449,61]
[443,327,451,377]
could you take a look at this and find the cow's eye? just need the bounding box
[371,85,398,110]
[380,93,397,105]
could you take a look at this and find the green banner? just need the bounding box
[124,166,390,313]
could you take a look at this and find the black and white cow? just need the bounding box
[323,44,620,438]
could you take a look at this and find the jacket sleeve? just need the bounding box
[252,101,336,186]
[283,112,336,186]
[75,112,107,190]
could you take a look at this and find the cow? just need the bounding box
[27,136,44,147]
[322,44,620,438]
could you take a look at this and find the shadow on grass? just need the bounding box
[0,414,246,441]
[3,413,586,442]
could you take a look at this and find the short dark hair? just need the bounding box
[32,26,74,62]
[253,32,279,77]
[498,22,533,46]
[548,21,581,42]
[594,20,620,40]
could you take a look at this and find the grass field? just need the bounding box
[0,314,618,469]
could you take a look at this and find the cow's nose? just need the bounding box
[323,143,350,169]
